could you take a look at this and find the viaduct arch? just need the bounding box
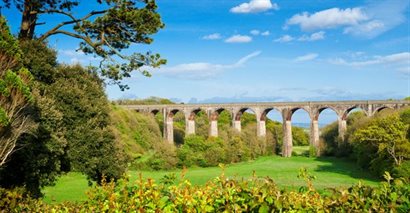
[123,100,409,157]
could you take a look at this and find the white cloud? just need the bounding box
[343,20,384,35]
[286,8,368,31]
[251,30,270,36]
[295,53,318,62]
[274,35,294,43]
[330,52,410,67]
[250,30,260,35]
[59,49,99,64]
[298,31,325,41]
[202,33,222,40]
[230,0,279,14]
[154,51,262,79]
[286,1,409,38]
[345,0,409,38]
[225,35,253,43]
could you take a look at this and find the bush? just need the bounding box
[352,114,409,178]
[392,160,410,181]
[147,143,177,170]
[1,171,408,212]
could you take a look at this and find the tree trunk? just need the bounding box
[19,0,37,40]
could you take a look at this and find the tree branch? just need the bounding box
[38,9,107,41]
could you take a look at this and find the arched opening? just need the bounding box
[168,109,185,146]
[236,108,257,131]
[264,108,283,155]
[343,107,367,121]
[289,108,311,156]
[210,108,231,129]
[373,106,394,116]
[151,109,160,115]
[317,107,339,156]
[188,108,209,138]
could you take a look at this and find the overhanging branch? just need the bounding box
[38,9,107,41]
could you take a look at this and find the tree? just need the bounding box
[352,114,410,176]
[1,0,166,89]
[48,64,127,183]
[0,38,126,196]
[0,16,35,167]
[0,39,67,197]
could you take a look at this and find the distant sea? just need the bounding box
[292,123,328,129]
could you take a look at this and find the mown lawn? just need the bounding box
[43,153,379,203]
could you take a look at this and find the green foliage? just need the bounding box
[19,40,58,84]
[0,68,33,101]
[0,91,66,197]
[108,109,283,170]
[309,146,317,158]
[110,105,163,156]
[0,16,21,63]
[265,119,309,152]
[0,40,128,197]
[321,111,368,157]
[319,121,339,156]
[146,143,178,171]
[0,108,7,126]
[1,171,409,212]
[352,114,409,177]
[292,126,309,146]
[115,96,175,105]
[177,135,226,167]
[3,0,167,89]
[47,65,127,184]
[392,160,410,181]
[321,108,410,180]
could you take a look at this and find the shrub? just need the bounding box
[1,171,409,212]
[148,143,177,170]
[392,160,410,181]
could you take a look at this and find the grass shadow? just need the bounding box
[313,156,380,183]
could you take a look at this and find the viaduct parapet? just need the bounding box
[121,100,409,157]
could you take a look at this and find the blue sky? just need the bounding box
[2,0,410,123]
[110,0,408,103]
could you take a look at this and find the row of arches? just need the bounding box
[136,103,402,157]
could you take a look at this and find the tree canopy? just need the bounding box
[1,0,166,89]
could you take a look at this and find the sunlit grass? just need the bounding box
[43,153,379,204]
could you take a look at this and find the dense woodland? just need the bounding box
[0,0,409,211]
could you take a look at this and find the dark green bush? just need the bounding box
[392,160,410,181]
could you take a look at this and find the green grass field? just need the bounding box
[42,153,379,204]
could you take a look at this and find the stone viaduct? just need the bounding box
[122,100,409,157]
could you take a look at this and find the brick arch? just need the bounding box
[234,107,257,121]
[187,108,203,120]
[285,107,312,121]
[150,109,160,115]
[167,109,185,118]
[372,105,394,116]
[209,108,232,121]
[260,107,282,121]
[342,106,367,120]
[313,106,340,120]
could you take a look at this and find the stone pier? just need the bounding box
[186,119,195,135]
[282,120,292,157]
[310,119,320,156]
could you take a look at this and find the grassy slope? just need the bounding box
[43,154,379,204]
